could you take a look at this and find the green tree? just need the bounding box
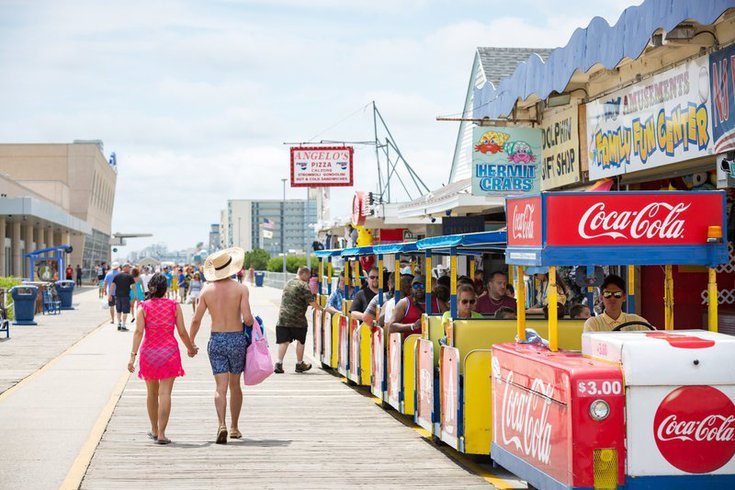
[267,257,283,272]
[244,248,270,270]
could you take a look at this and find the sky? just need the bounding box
[0,0,640,256]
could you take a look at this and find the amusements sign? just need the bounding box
[587,55,713,180]
[290,146,354,187]
[472,126,542,195]
[540,105,580,190]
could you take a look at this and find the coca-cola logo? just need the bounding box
[578,202,690,240]
[500,371,553,465]
[654,385,735,473]
[512,203,536,240]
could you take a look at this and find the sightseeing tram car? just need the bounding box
[412,231,587,456]
[313,248,343,369]
[492,190,734,489]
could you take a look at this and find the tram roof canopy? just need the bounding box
[416,230,507,253]
[372,242,419,255]
[314,248,344,258]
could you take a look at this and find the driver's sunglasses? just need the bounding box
[602,290,624,299]
[460,299,476,305]
[412,283,424,290]
[368,275,379,280]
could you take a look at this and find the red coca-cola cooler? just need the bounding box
[492,330,735,489]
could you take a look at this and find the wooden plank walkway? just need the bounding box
[81,286,492,489]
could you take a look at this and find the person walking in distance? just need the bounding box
[128,273,197,444]
[65,264,74,281]
[112,263,136,331]
[75,264,83,287]
[274,266,320,374]
[188,272,203,313]
[189,248,254,444]
[104,262,120,325]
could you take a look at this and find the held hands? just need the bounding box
[188,345,199,358]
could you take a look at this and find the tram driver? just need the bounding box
[583,274,649,332]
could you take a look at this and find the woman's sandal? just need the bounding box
[216,425,228,444]
[155,437,171,445]
[229,428,242,439]
[147,432,157,440]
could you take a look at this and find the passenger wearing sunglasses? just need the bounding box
[349,266,380,322]
[441,284,482,323]
[583,274,649,332]
[390,275,428,336]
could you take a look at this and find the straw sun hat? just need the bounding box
[203,247,245,281]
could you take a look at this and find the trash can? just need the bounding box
[11,285,38,325]
[254,271,265,287]
[54,280,75,310]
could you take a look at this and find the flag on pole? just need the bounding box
[263,218,274,230]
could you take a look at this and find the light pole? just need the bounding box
[237,216,241,248]
[281,178,287,275]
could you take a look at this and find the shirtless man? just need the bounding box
[189,248,254,445]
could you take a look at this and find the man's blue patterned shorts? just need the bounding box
[207,331,247,375]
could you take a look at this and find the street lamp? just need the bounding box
[281,178,287,274]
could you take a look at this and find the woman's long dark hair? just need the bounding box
[146,273,168,299]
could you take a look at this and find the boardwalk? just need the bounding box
[81,286,493,489]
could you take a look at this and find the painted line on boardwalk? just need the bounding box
[0,319,108,403]
[61,369,131,490]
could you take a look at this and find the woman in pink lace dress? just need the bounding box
[128,273,197,444]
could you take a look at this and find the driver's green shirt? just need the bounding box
[583,311,648,332]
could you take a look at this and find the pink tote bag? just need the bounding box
[243,317,273,385]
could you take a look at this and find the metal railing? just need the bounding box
[260,271,297,289]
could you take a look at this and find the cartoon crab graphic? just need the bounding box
[505,140,536,164]
[474,130,510,154]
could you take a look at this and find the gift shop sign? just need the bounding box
[545,192,724,246]
[587,55,712,180]
[472,127,542,195]
[290,146,354,187]
[540,105,580,190]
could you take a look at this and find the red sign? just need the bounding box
[338,316,349,373]
[507,196,542,246]
[371,327,383,397]
[290,146,354,187]
[352,192,366,226]
[322,312,332,365]
[546,192,724,246]
[654,385,735,473]
[416,339,434,430]
[349,320,360,380]
[441,347,460,438]
[387,333,402,408]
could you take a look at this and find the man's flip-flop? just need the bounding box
[155,437,171,445]
[229,429,242,439]
[216,426,228,444]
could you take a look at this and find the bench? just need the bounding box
[42,288,61,315]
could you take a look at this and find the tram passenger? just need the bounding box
[363,272,394,328]
[495,306,516,320]
[569,303,591,319]
[389,275,427,336]
[324,273,349,316]
[434,284,450,314]
[527,270,569,315]
[475,271,516,316]
[443,284,482,322]
[381,274,412,330]
[583,274,649,332]
[349,266,379,321]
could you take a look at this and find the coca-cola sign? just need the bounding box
[507,196,542,246]
[499,371,554,465]
[653,385,735,473]
[546,192,724,246]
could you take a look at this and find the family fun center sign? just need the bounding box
[471,126,542,195]
[586,54,713,180]
[290,146,354,187]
